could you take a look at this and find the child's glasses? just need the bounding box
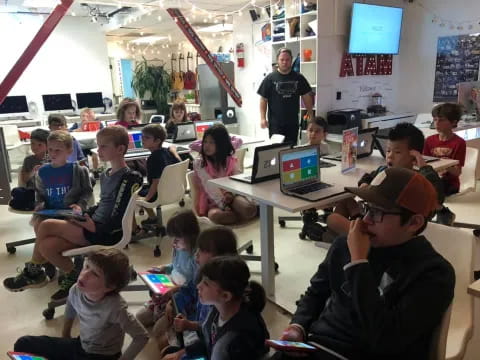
[359,202,402,223]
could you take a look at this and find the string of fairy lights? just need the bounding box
[415,0,480,31]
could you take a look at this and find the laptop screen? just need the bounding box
[176,122,196,140]
[195,120,222,139]
[357,128,377,156]
[128,132,143,150]
[281,146,319,189]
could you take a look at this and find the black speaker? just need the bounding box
[214,107,237,125]
[249,9,259,21]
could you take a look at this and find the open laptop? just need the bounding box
[279,145,346,202]
[126,132,147,154]
[81,121,101,132]
[172,122,197,143]
[195,120,222,139]
[323,127,378,161]
[230,143,292,184]
[373,130,440,163]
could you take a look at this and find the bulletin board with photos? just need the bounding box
[433,34,480,102]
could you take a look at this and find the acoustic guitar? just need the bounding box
[172,53,184,91]
[183,52,197,90]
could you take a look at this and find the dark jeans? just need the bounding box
[269,124,299,145]
[269,350,347,360]
[14,335,121,360]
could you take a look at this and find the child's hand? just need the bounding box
[410,150,427,168]
[162,352,183,360]
[69,213,95,232]
[173,314,190,332]
[280,325,304,342]
[148,265,166,274]
[32,164,42,173]
[347,218,371,261]
[69,204,82,214]
[165,300,174,323]
[223,192,234,205]
[34,203,44,211]
[447,165,462,177]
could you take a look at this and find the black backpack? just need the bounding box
[9,187,35,211]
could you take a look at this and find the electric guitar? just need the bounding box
[184,52,197,90]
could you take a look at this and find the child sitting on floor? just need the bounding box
[14,248,148,360]
[191,124,257,225]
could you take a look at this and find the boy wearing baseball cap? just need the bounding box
[275,168,455,360]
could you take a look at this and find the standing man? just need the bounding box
[258,48,314,144]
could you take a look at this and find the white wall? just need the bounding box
[0,14,112,114]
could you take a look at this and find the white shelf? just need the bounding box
[301,36,316,41]
[272,18,285,22]
[301,10,317,16]
[286,38,300,43]
[301,107,316,110]
[309,84,317,87]
[301,61,317,64]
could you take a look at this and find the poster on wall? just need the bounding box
[433,34,480,102]
[341,127,358,174]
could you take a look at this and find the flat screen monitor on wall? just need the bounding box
[76,92,103,109]
[348,3,403,55]
[42,93,73,112]
[0,96,29,114]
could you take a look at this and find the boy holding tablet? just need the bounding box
[272,168,454,359]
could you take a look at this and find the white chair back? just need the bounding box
[62,188,141,256]
[415,113,433,126]
[422,223,475,360]
[429,303,452,360]
[155,159,190,206]
[459,147,478,194]
[270,134,285,144]
[235,147,247,173]
[150,115,165,124]
[1,125,21,148]
[187,171,198,216]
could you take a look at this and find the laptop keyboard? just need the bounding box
[127,148,148,154]
[290,182,331,195]
[319,160,336,168]
[176,146,189,152]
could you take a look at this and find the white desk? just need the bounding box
[209,152,459,299]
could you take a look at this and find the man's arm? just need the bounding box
[260,97,268,129]
[301,93,314,120]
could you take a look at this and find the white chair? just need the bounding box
[416,113,434,127]
[42,188,142,320]
[458,147,478,194]
[422,223,476,360]
[149,114,165,124]
[270,134,285,144]
[235,147,247,173]
[136,159,190,256]
[1,124,22,150]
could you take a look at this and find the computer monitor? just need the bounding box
[42,94,73,112]
[0,96,29,115]
[76,92,104,109]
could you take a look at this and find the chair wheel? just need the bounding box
[246,244,254,254]
[299,232,307,240]
[7,246,16,254]
[43,308,55,320]
[179,199,185,207]
[279,220,286,228]
[275,262,279,272]
[153,246,162,257]
[139,209,145,216]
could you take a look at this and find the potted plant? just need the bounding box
[131,57,171,117]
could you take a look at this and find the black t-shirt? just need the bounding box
[257,70,311,129]
[146,147,179,185]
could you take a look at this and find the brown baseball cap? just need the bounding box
[344,167,438,218]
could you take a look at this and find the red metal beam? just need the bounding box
[167,8,242,107]
[0,0,74,105]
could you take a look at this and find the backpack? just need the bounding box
[9,187,35,211]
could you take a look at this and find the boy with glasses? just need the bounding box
[273,167,455,360]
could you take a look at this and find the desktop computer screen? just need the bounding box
[42,94,73,111]
[0,96,29,114]
[76,92,103,109]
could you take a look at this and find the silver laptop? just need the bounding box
[279,145,346,202]
[373,132,440,163]
[230,143,292,184]
[174,122,197,143]
[323,127,378,161]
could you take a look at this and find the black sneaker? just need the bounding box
[50,271,78,303]
[436,207,456,226]
[3,266,48,292]
[42,262,57,280]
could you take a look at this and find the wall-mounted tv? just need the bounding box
[76,92,103,109]
[0,96,29,114]
[348,3,403,55]
[42,94,73,111]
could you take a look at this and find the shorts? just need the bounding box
[83,222,122,246]
[139,184,157,202]
[441,177,459,196]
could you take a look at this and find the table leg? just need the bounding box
[259,203,275,298]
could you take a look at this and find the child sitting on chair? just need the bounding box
[48,114,86,165]
[115,98,141,128]
[3,126,142,302]
[136,210,199,347]
[306,116,330,155]
[137,124,181,229]
[18,128,49,189]
[191,124,257,225]
[14,248,149,360]
[160,226,239,358]
[165,99,188,139]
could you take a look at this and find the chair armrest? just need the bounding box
[468,279,480,297]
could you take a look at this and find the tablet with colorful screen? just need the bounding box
[138,272,176,295]
[265,340,318,353]
[7,351,47,360]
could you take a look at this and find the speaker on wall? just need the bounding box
[214,107,237,125]
[249,9,259,21]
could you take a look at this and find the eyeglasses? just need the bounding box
[359,202,402,223]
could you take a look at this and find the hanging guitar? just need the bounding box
[184,52,197,90]
[172,53,184,91]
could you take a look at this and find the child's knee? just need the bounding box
[14,335,33,352]
[240,201,257,220]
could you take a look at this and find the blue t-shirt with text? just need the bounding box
[38,163,74,209]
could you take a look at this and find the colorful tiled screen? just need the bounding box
[128,132,143,149]
[8,353,47,360]
[139,272,176,295]
[281,148,318,186]
[268,340,317,350]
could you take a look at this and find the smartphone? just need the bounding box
[265,340,318,353]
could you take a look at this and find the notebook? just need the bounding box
[173,122,197,143]
[279,145,346,202]
[323,127,378,161]
[230,142,292,184]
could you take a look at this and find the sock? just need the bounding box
[26,262,43,276]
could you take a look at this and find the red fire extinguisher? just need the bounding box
[236,42,245,68]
